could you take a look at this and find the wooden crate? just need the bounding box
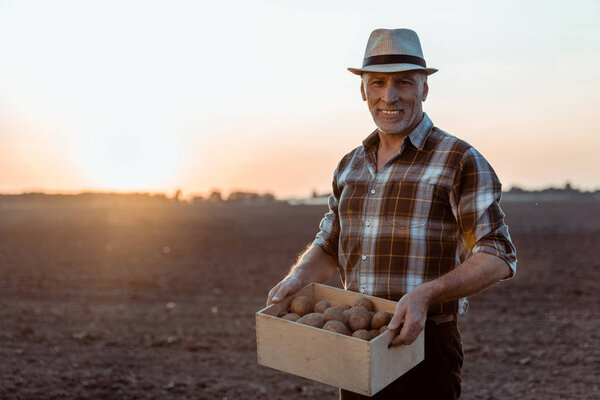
[256,283,424,396]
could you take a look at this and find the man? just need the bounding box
[267,28,516,399]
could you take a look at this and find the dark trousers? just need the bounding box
[340,319,463,400]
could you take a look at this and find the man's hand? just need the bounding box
[265,245,338,306]
[386,253,511,347]
[388,286,430,347]
[266,274,303,306]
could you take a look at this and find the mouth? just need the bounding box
[378,109,403,119]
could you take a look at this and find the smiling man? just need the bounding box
[267,29,517,399]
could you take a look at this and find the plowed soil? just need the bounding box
[1,199,599,399]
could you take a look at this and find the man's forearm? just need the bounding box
[288,244,338,286]
[267,244,338,305]
[417,252,511,308]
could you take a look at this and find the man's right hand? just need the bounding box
[266,244,337,306]
[266,274,303,306]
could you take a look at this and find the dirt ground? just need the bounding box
[0,198,599,399]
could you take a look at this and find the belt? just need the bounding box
[427,313,456,324]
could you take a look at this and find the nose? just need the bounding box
[382,81,400,103]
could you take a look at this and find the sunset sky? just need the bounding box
[1,0,599,198]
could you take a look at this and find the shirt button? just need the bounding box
[370,189,376,195]
[366,220,371,226]
[360,287,366,294]
[361,255,367,261]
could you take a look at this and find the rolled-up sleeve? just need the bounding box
[451,147,517,278]
[312,169,341,258]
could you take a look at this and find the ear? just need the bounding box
[421,80,429,102]
[360,79,367,101]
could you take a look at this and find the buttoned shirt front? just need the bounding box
[313,113,517,314]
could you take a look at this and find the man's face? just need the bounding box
[360,71,429,136]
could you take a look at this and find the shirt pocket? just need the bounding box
[383,180,436,225]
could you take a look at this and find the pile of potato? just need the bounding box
[278,295,393,341]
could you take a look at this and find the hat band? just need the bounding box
[363,54,426,68]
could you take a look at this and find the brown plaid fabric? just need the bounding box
[313,114,516,314]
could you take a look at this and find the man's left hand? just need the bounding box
[387,286,430,347]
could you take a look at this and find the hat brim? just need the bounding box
[348,63,438,75]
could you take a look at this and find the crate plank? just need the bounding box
[370,328,425,393]
[257,311,371,394]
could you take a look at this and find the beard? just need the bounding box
[375,109,422,136]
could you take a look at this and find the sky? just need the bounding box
[1,0,599,198]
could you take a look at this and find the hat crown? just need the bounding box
[364,28,425,60]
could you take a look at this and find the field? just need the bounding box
[1,198,599,399]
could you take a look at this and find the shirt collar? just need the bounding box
[362,113,433,152]
[407,113,433,150]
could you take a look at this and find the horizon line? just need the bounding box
[1,181,600,200]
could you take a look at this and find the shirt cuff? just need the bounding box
[472,244,517,279]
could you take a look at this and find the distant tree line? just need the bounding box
[192,190,277,204]
[504,182,600,201]
[0,190,281,206]
[0,192,172,206]
[506,182,599,195]
[2,183,598,207]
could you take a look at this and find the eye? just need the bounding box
[371,80,384,86]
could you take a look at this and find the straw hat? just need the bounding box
[348,28,438,75]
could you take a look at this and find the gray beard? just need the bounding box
[377,115,415,136]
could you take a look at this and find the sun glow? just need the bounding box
[1,1,599,196]
[79,131,180,192]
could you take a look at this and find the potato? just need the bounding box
[347,306,372,331]
[314,300,331,314]
[281,313,300,322]
[369,329,380,338]
[323,307,348,325]
[290,296,313,317]
[352,329,372,341]
[297,312,325,328]
[342,308,352,320]
[323,320,349,335]
[371,311,392,330]
[339,304,352,312]
[378,325,389,335]
[354,297,374,312]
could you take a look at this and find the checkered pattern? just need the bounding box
[313,114,517,314]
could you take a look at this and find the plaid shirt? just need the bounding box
[313,113,516,314]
